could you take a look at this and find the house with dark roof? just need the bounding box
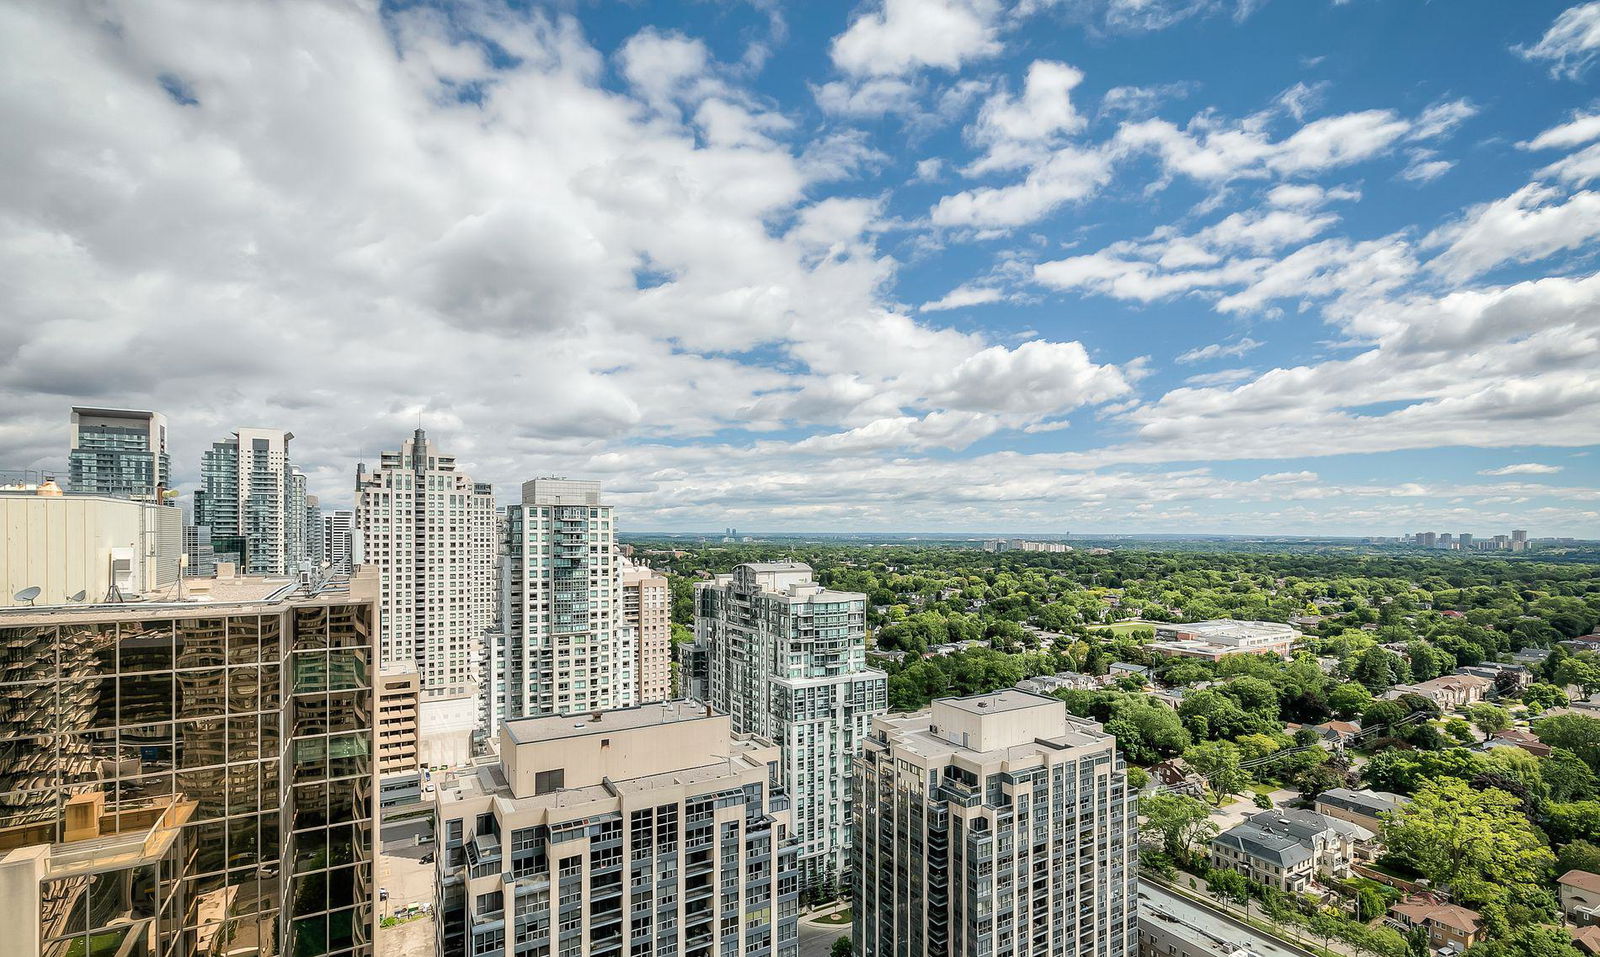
[1209,809,1368,893]
[1314,787,1408,834]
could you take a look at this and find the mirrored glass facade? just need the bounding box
[0,582,376,957]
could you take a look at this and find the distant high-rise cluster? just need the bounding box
[1404,528,1536,551]
[67,407,169,499]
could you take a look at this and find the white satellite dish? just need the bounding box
[13,586,41,606]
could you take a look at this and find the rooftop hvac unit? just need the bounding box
[108,546,137,601]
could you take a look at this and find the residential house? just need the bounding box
[1108,662,1150,680]
[1511,647,1552,667]
[1488,728,1551,757]
[1314,788,1409,834]
[1389,897,1484,953]
[1151,758,1205,798]
[1561,870,1600,926]
[1314,721,1362,746]
[1209,809,1369,894]
[1015,672,1098,696]
[1456,663,1530,692]
[1572,927,1600,956]
[1388,674,1493,710]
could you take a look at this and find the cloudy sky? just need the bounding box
[3,0,1599,536]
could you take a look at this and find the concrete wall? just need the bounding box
[1,494,182,606]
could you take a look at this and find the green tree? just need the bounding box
[1139,793,1218,860]
[1381,778,1554,908]
[1558,840,1600,876]
[1535,714,1600,772]
[1468,703,1512,736]
[1329,682,1374,719]
[1463,925,1583,957]
[1444,717,1476,743]
[1186,741,1248,806]
[1523,684,1569,711]
[1545,748,1599,802]
[831,938,853,957]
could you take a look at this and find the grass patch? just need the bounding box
[814,909,854,925]
[1102,621,1157,637]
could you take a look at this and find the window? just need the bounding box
[536,769,566,795]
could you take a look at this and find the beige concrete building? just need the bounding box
[378,666,422,780]
[1389,898,1484,952]
[357,428,497,767]
[620,558,672,703]
[432,701,799,957]
[854,690,1138,957]
[1,484,182,607]
[1149,620,1300,660]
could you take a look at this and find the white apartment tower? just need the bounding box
[621,557,673,703]
[356,428,497,766]
[696,562,887,889]
[854,690,1138,957]
[497,478,636,733]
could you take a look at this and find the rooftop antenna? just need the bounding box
[13,586,41,606]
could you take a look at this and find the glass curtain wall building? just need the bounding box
[0,570,379,957]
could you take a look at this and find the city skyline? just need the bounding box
[1,3,1598,537]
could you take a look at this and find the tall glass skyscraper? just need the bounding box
[68,407,170,499]
[0,569,380,957]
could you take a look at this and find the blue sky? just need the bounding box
[1,0,1597,535]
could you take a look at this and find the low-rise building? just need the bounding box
[1389,674,1493,710]
[1572,926,1600,956]
[1313,721,1362,746]
[1148,620,1300,661]
[1138,880,1308,957]
[1561,870,1600,926]
[1389,897,1484,953]
[1313,788,1408,834]
[1210,810,1368,894]
[1016,671,1099,695]
[1488,728,1550,757]
[432,700,798,957]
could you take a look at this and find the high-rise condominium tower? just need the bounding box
[696,562,887,889]
[287,468,309,571]
[620,557,672,703]
[496,478,635,733]
[433,701,800,957]
[0,568,381,957]
[195,428,296,575]
[304,494,325,568]
[854,690,1138,957]
[323,509,358,574]
[356,428,496,767]
[68,407,170,498]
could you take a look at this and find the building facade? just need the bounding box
[0,568,380,957]
[620,558,672,704]
[433,701,799,957]
[854,690,1138,957]
[323,510,358,575]
[696,562,886,888]
[195,429,296,576]
[496,479,635,734]
[304,493,325,570]
[2,485,183,606]
[356,429,496,767]
[1210,809,1368,894]
[68,407,170,499]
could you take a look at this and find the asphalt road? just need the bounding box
[800,917,850,957]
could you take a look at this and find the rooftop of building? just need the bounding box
[1214,809,1369,867]
[875,689,1113,763]
[1139,882,1309,957]
[1315,787,1408,812]
[503,699,718,745]
[0,567,374,622]
[1560,870,1600,894]
[1391,898,1482,932]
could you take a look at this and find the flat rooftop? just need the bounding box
[0,573,364,622]
[503,699,717,745]
[940,688,1060,716]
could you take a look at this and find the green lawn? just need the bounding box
[1101,621,1157,636]
[814,908,854,925]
